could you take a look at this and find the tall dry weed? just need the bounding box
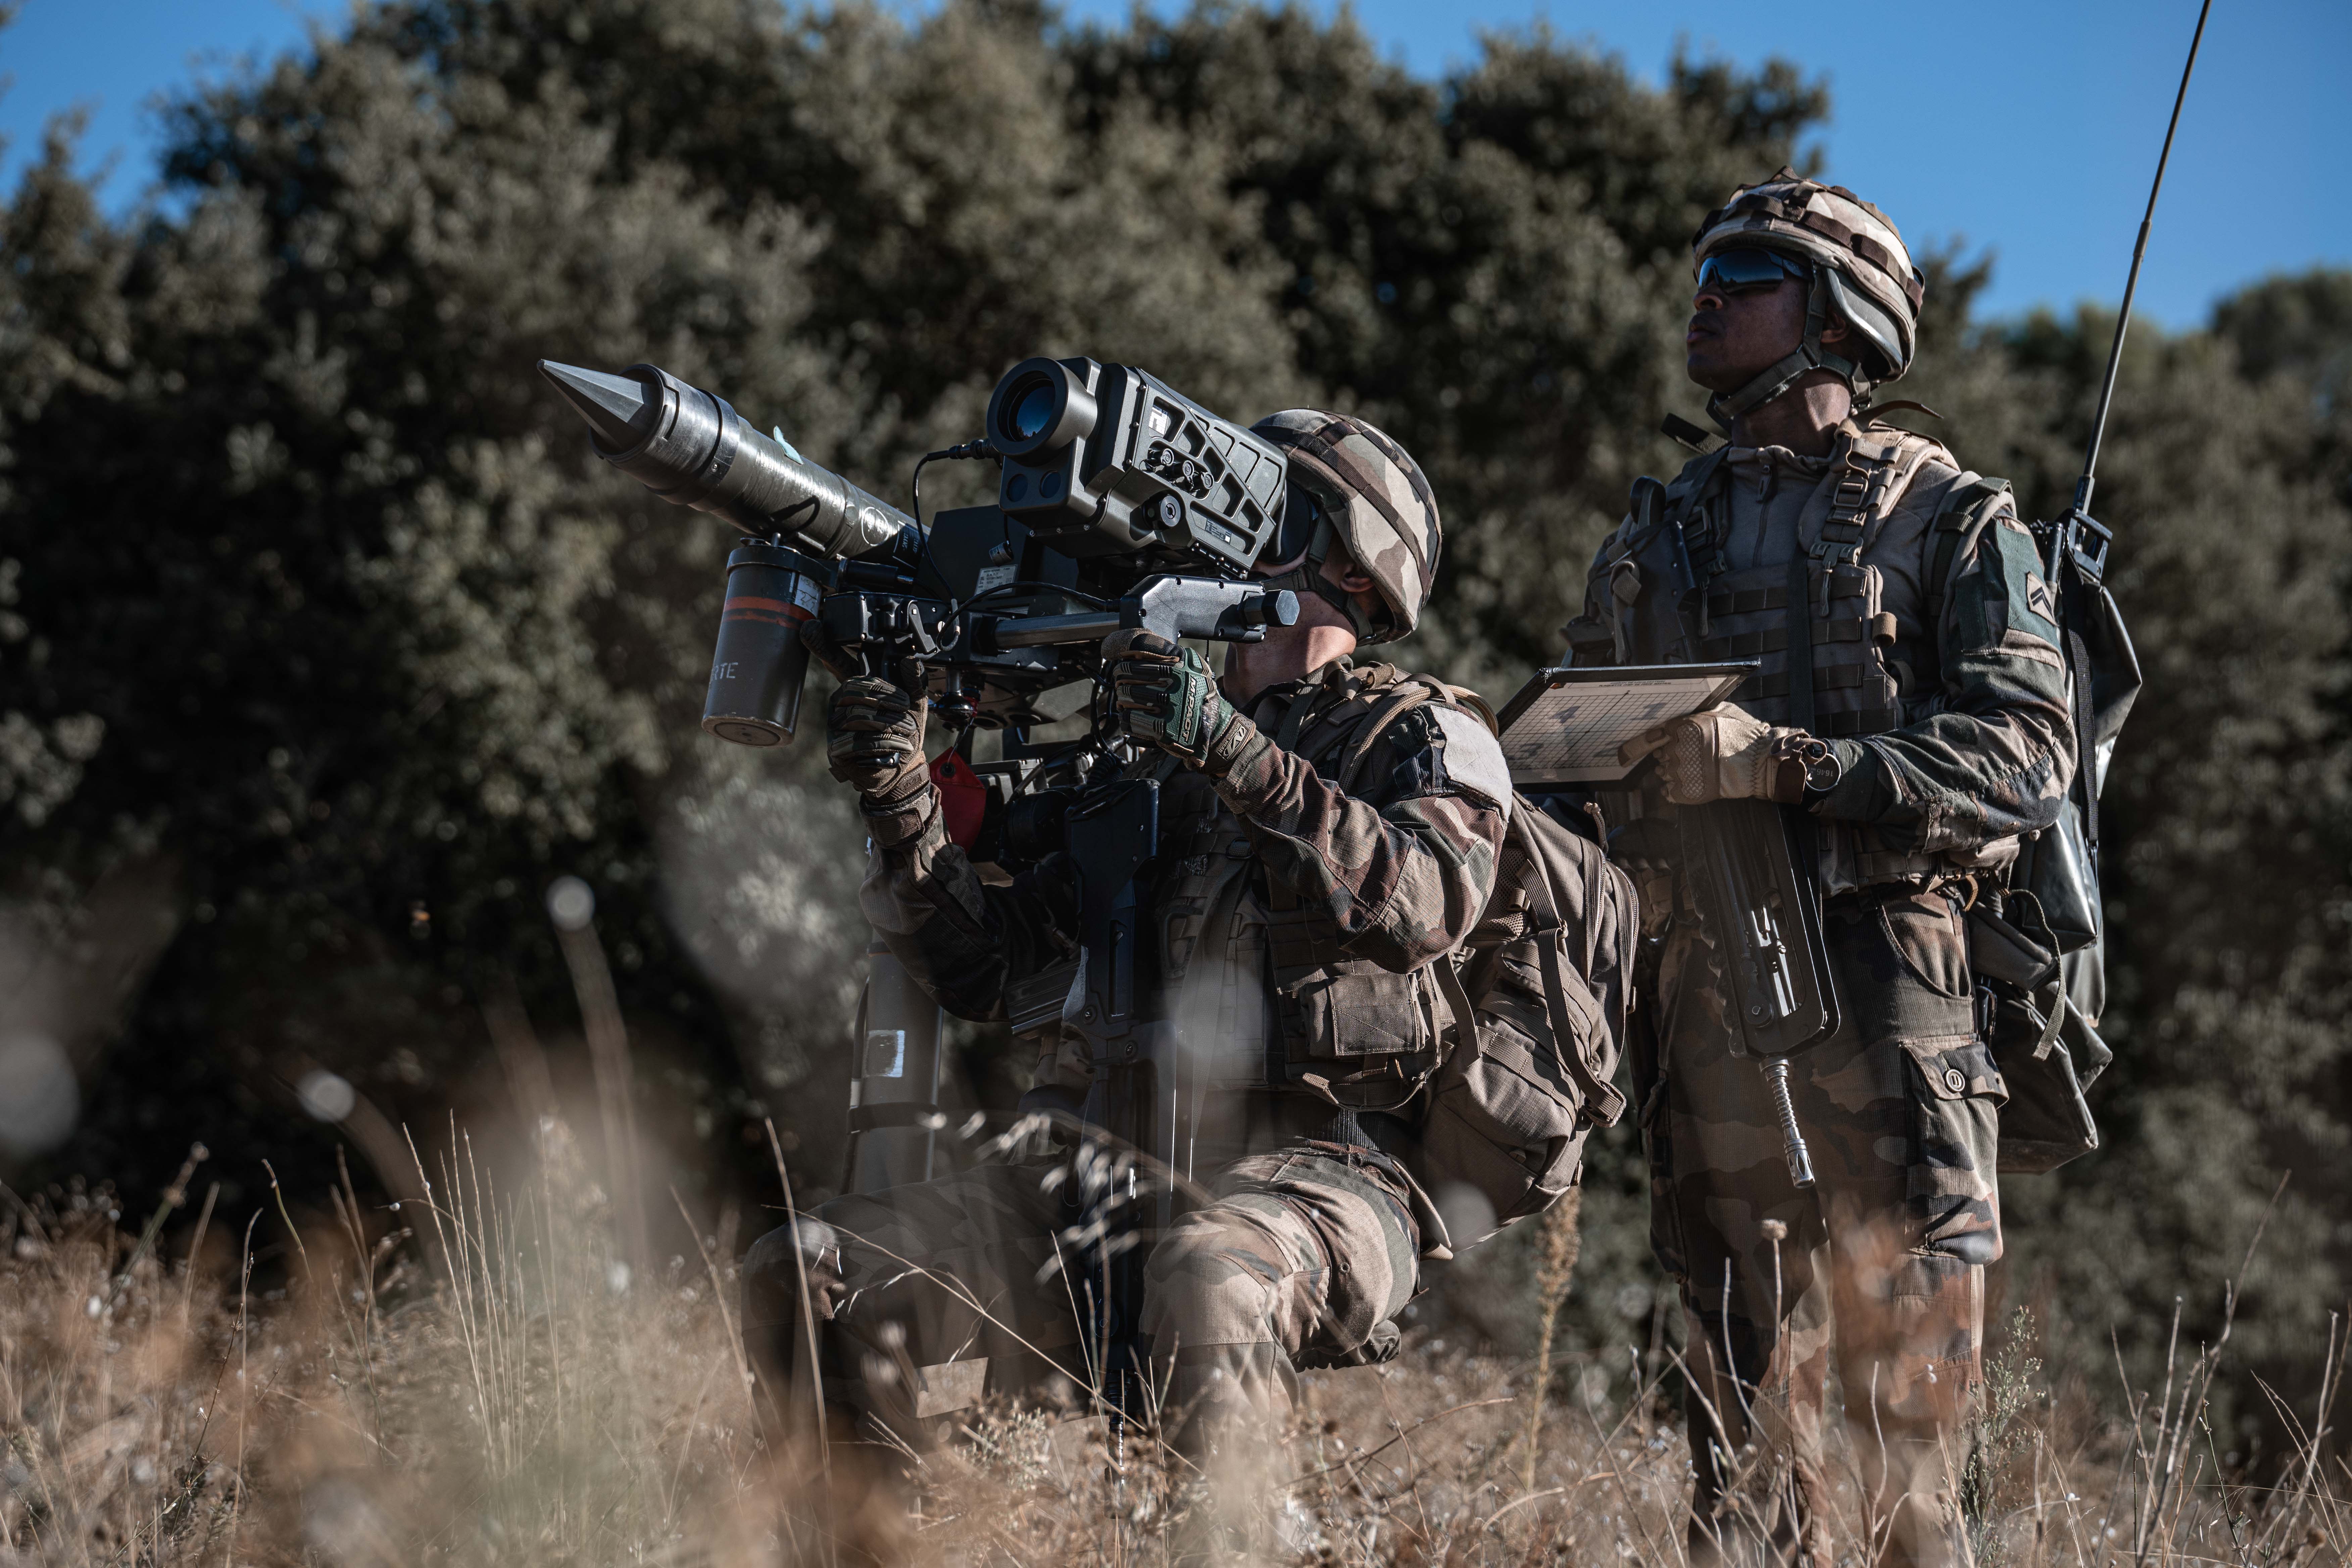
[1,1130,2345,1565]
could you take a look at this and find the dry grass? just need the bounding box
[2,1123,2345,1566]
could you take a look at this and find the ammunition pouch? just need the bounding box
[1964,889,2061,992]
[1979,973,2110,1174]
[1966,881,2107,1173]
[2014,806,2099,958]
[1266,899,1444,1090]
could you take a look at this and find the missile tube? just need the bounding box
[593,362,917,561]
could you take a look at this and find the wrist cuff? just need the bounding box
[1200,704,1263,781]
[862,779,938,847]
[1807,738,1877,816]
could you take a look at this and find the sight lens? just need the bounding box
[1011,382,1056,442]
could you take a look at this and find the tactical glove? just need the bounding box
[824,676,930,802]
[1618,706,1824,806]
[800,618,931,803]
[1101,628,1240,770]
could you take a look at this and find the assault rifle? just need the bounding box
[1644,476,1832,1188]
[542,351,1295,1415]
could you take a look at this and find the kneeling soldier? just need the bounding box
[744,412,1509,1477]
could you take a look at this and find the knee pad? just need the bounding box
[1144,1231,1275,1352]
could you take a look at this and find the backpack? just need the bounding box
[1326,678,1639,1236]
[1923,482,2143,1173]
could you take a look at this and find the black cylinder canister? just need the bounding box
[702,541,824,746]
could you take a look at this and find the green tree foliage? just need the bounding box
[1,0,2346,1449]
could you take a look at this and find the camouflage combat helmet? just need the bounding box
[1691,167,1926,424]
[1249,409,1442,644]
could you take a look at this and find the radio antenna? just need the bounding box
[2073,0,2215,527]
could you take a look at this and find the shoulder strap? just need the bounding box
[1272,676,1330,752]
[1432,955,1480,1070]
[1283,661,1403,761]
[1577,806,1607,978]
[1333,676,1451,795]
[1660,446,1732,522]
[2057,573,2104,866]
[1807,428,1948,567]
[1510,811,1627,1128]
[1862,433,1951,554]
[1662,448,1734,584]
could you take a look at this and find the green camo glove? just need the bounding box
[1101,628,1238,770]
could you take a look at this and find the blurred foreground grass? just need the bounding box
[2,1124,2344,1566]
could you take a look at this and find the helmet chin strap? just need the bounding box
[1705,271,1871,433]
[1258,512,1384,643]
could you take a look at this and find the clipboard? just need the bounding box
[1493,662,1756,786]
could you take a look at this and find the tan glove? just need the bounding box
[824,677,930,802]
[1618,707,1811,806]
[802,618,931,804]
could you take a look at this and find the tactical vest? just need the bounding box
[1150,662,1460,1110]
[1585,421,1972,894]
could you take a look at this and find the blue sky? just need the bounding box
[2,0,2344,328]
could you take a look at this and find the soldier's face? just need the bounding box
[1686,273,1810,392]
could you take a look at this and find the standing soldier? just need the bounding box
[743,413,1512,1491]
[1567,172,2075,1567]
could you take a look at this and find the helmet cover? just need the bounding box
[1692,168,1924,383]
[1250,409,1443,643]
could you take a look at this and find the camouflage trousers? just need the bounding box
[741,1142,1420,1459]
[1641,884,2004,1568]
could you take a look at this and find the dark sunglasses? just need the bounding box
[1696,247,1810,296]
[1271,483,1328,568]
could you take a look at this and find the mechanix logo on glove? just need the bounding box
[1100,628,1239,770]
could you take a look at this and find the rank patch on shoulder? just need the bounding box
[2024,572,2055,625]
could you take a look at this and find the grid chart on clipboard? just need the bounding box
[1497,667,1750,783]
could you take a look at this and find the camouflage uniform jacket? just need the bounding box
[1566,418,2076,891]
[859,657,1512,1162]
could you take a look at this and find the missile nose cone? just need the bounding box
[538,359,656,450]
